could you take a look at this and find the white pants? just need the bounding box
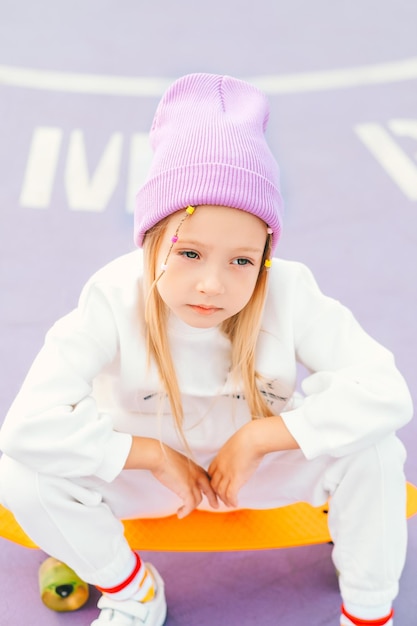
[0,434,408,607]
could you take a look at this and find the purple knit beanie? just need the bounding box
[134,73,283,252]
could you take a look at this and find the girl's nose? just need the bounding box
[196,268,225,295]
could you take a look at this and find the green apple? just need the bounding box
[38,557,89,612]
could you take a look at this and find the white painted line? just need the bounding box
[0,66,172,96]
[126,134,153,213]
[65,131,123,211]
[355,123,417,201]
[1,58,417,97]
[250,57,417,93]
[19,127,62,209]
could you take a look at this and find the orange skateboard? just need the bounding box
[1,481,417,611]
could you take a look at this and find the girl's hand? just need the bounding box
[208,417,299,508]
[151,444,219,518]
[208,423,265,508]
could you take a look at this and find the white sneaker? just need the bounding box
[91,564,167,626]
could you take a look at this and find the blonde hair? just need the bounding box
[142,211,273,450]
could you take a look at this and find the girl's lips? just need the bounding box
[188,304,222,315]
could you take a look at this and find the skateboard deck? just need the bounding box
[1,481,417,552]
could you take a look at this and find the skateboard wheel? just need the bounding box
[38,557,89,612]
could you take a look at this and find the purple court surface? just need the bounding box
[1,1,417,624]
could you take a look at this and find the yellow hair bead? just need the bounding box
[264,259,272,268]
[186,206,195,215]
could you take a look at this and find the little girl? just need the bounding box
[0,73,413,626]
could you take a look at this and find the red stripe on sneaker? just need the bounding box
[341,605,394,626]
[96,552,142,594]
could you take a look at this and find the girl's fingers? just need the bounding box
[224,483,238,508]
[213,476,235,508]
[177,474,220,517]
[177,491,199,519]
[199,476,219,509]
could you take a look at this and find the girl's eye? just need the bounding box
[179,250,199,259]
[232,258,253,266]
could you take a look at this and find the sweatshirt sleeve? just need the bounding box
[0,281,133,482]
[280,263,413,459]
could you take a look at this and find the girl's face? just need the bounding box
[156,205,267,328]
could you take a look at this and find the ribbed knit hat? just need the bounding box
[134,73,283,251]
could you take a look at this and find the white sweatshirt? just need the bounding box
[0,252,413,483]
